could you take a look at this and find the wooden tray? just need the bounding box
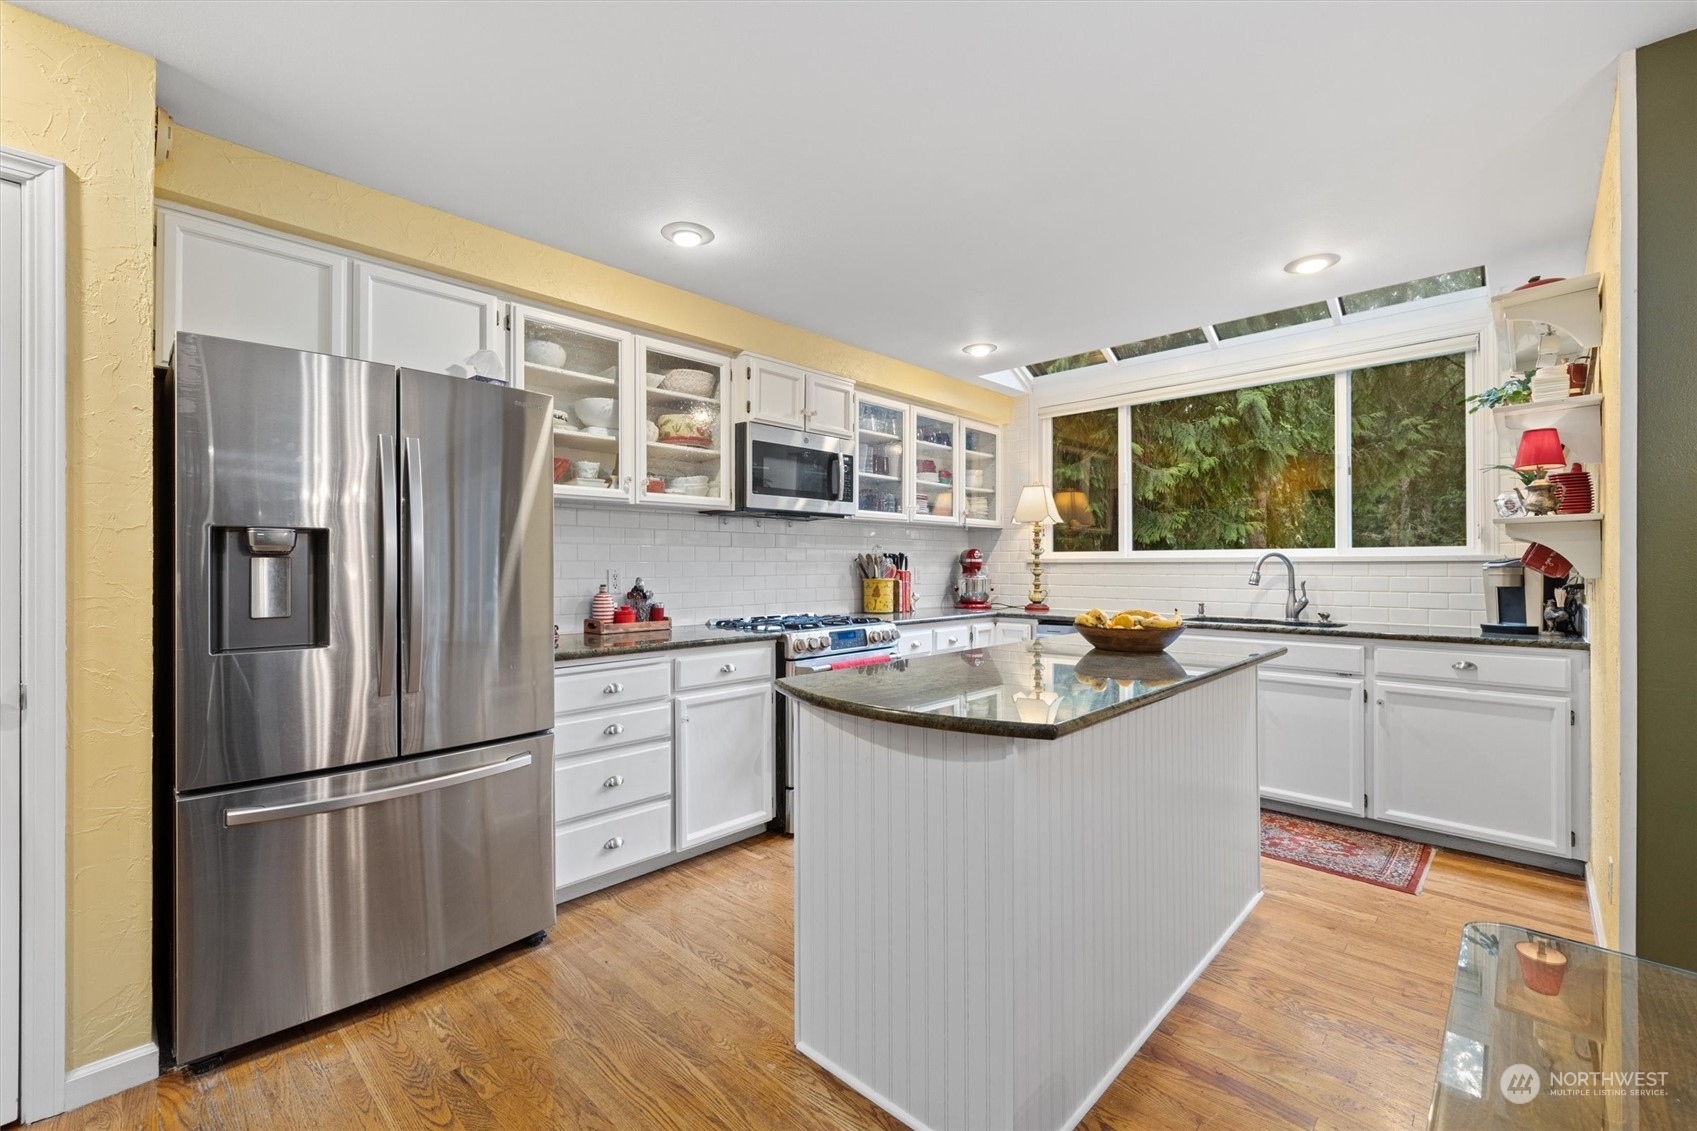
[583,617,673,638]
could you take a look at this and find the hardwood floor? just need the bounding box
[42,835,1590,1131]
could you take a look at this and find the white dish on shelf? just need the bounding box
[646,421,660,442]
[573,397,618,430]
[660,368,717,396]
[646,372,666,388]
[524,340,567,368]
[569,478,607,488]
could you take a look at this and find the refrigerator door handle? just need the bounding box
[378,434,399,698]
[404,436,425,694]
[222,753,533,827]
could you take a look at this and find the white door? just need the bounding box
[155,208,349,364]
[802,372,855,438]
[353,262,501,374]
[1,174,24,1125]
[674,684,774,850]
[1258,671,1365,816]
[747,359,808,430]
[1372,680,1571,855]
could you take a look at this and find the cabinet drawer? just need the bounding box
[1267,640,1365,675]
[932,625,973,653]
[896,629,933,658]
[554,701,672,757]
[1374,646,1570,692]
[555,661,672,715]
[555,800,673,889]
[674,644,774,691]
[554,742,672,823]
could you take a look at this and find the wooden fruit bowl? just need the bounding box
[1074,622,1186,654]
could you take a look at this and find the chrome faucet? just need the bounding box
[1248,551,1309,622]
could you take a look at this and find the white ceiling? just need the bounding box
[22,1,1696,382]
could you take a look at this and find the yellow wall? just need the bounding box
[1584,88,1624,949]
[0,2,157,1066]
[156,128,1012,424]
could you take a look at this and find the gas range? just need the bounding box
[707,613,901,661]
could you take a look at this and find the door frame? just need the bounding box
[2,145,69,1122]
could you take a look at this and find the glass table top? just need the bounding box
[1430,922,1697,1129]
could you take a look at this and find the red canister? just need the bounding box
[612,605,637,624]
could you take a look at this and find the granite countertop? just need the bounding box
[1028,612,1589,651]
[868,606,1041,625]
[776,634,1284,740]
[556,625,781,663]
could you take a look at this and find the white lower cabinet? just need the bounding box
[674,683,776,850]
[552,643,777,898]
[1258,671,1365,817]
[1371,679,1571,856]
[993,620,1035,645]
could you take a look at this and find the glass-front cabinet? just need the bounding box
[961,420,1000,527]
[854,393,909,520]
[637,339,732,509]
[911,411,958,523]
[515,305,634,503]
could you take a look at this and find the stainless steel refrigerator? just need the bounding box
[161,333,556,1065]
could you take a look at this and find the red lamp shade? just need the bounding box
[1513,428,1566,473]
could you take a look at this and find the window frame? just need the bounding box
[1040,335,1483,562]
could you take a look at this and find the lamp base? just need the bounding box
[1024,602,1050,613]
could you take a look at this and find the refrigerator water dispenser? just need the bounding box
[211,525,329,651]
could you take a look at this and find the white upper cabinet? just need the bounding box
[514,304,636,504]
[803,373,855,438]
[744,357,809,429]
[156,209,349,365]
[961,420,1002,527]
[637,339,733,510]
[739,354,854,437]
[352,261,501,375]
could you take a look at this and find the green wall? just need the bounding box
[1634,28,1697,971]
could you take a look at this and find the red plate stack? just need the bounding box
[1550,463,1594,514]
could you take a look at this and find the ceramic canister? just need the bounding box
[590,585,617,624]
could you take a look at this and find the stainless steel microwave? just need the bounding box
[736,421,855,516]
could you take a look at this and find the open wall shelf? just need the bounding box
[1493,513,1602,578]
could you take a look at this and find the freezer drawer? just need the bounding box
[171,735,553,1064]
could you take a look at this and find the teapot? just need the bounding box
[1514,479,1560,516]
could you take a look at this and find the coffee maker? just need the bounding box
[954,548,992,610]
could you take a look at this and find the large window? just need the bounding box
[1047,349,1470,555]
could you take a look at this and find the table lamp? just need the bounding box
[1012,483,1061,612]
[1513,427,1566,515]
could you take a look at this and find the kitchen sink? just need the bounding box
[1188,615,1348,629]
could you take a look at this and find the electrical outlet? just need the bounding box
[608,568,620,595]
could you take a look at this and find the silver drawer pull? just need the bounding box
[947,636,959,644]
[603,723,624,736]
[604,774,624,788]
[720,662,737,674]
[1451,660,1478,672]
[604,836,624,850]
[603,682,623,694]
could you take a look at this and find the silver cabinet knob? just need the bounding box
[721,662,737,673]
[603,723,624,736]
[604,774,624,788]
[603,682,623,694]
[1452,660,1478,672]
[1376,699,1385,706]
[604,836,624,850]
[947,636,959,644]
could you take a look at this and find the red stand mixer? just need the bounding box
[954,548,993,610]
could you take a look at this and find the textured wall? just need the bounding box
[981,403,1489,623]
[1583,86,1624,949]
[553,506,975,626]
[0,2,157,1066]
[154,127,1011,425]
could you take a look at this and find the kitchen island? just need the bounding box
[777,634,1283,1131]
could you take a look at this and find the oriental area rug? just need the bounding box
[1260,810,1435,895]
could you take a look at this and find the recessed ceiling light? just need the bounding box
[962,342,998,358]
[1284,253,1340,275]
[661,221,714,248]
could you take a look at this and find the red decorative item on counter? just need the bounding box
[648,604,665,621]
[590,585,616,624]
[612,605,637,624]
